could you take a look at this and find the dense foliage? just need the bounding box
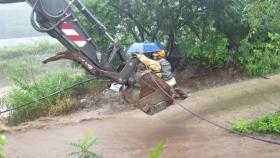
[6,71,101,126]
[232,112,280,134]
[80,0,280,75]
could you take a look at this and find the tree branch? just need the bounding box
[108,2,152,41]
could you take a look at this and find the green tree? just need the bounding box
[238,0,280,75]
[80,0,280,74]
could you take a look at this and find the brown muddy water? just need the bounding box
[3,75,280,158]
[3,116,280,158]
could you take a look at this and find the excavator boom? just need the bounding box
[0,0,186,115]
[0,0,24,3]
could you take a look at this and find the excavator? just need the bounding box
[0,0,186,115]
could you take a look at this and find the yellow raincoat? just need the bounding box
[137,54,176,87]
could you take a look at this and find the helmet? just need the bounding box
[153,50,166,58]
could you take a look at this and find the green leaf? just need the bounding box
[0,136,7,146]
[67,151,82,158]
[150,142,165,158]
[81,129,94,146]
[268,32,273,38]
[87,138,102,148]
[67,129,102,158]
[69,142,82,148]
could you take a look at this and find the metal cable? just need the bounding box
[148,71,280,146]
[0,78,108,115]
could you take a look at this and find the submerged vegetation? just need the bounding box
[150,143,165,158]
[0,136,7,158]
[5,71,100,126]
[68,129,102,158]
[232,112,280,135]
[0,39,105,126]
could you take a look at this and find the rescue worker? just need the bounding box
[136,50,177,87]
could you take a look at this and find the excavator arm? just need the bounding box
[0,0,24,3]
[0,0,186,115]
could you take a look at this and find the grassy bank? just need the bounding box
[232,111,280,134]
[0,39,64,60]
[5,71,105,126]
[0,39,68,88]
[0,41,106,126]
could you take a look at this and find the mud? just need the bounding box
[3,118,280,158]
[3,75,280,158]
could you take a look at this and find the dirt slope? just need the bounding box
[3,75,280,158]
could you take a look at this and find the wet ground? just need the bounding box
[5,117,280,158]
[3,74,280,158]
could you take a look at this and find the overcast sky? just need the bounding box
[0,2,44,39]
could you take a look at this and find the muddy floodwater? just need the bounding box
[3,75,280,158]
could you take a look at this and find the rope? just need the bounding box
[148,71,280,146]
[0,78,108,115]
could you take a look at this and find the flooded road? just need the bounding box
[4,117,280,158]
[3,75,280,158]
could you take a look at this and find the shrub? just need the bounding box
[250,114,280,134]
[0,58,45,86]
[48,97,80,116]
[232,112,280,134]
[232,120,251,133]
[239,0,280,76]
[150,143,165,158]
[0,136,7,158]
[5,71,99,126]
[68,129,102,158]
[238,32,280,75]
[184,33,231,69]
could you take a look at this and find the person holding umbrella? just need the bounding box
[136,50,176,88]
[126,42,187,99]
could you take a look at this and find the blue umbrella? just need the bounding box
[125,42,166,54]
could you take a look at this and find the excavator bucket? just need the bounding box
[43,52,186,115]
[122,70,177,115]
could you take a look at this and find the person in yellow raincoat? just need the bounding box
[136,50,177,87]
